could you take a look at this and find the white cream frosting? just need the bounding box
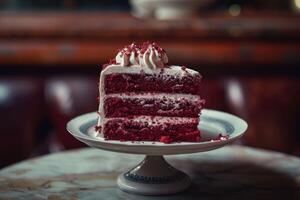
[105,93,203,110]
[105,93,202,102]
[101,116,198,125]
[115,44,139,66]
[114,42,168,70]
[108,42,198,76]
[139,44,168,69]
[102,65,198,77]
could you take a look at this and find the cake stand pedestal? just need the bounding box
[118,155,190,195]
[67,109,247,196]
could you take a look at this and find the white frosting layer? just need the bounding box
[106,92,200,100]
[101,65,199,77]
[105,93,203,111]
[102,116,198,125]
[105,93,202,105]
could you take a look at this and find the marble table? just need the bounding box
[0,145,299,200]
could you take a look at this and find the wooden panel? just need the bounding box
[0,40,299,67]
[0,12,299,67]
[0,12,299,40]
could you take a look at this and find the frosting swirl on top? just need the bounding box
[113,42,168,69]
[139,42,168,69]
[115,43,140,66]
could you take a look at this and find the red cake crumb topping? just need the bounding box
[102,42,169,69]
[102,59,117,69]
[140,42,166,55]
[159,136,172,143]
[117,43,140,57]
[95,125,102,132]
[181,66,187,71]
[140,42,168,67]
[210,134,229,141]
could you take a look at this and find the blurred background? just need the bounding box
[0,0,300,168]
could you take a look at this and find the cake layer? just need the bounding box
[104,72,202,95]
[104,93,205,118]
[102,116,200,143]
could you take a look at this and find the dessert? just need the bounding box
[96,42,205,143]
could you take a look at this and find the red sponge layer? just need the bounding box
[104,73,202,95]
[103,118,201,143]
[104,96,204,118]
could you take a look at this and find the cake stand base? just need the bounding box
[68,110,248,195]
[117,155,191,195]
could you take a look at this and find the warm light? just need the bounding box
[229,4,241,17]
[227,80,244,109]
[48,82,73,114]
[295,0,300,10]
[0,85,9,104]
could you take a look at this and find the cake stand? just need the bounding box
[67,109,247,195]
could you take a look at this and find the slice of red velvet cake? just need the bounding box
[97,42,205,143]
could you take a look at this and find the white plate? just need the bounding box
[67,109,247,155]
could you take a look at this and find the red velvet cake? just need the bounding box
[97,42,205,143]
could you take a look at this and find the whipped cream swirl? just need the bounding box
[139,43,168,69]
[114,42,168,69]
[115,43,140,66]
